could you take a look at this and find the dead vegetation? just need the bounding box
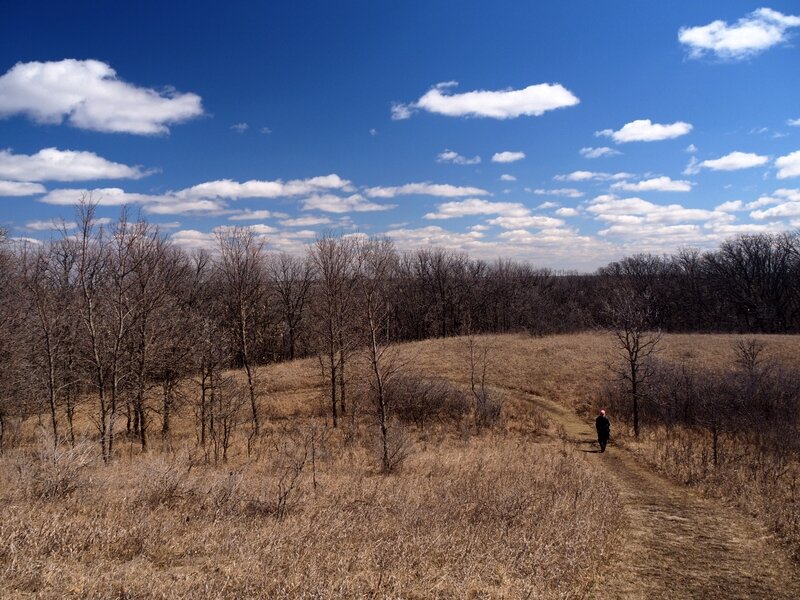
[1,428,623,598]
[3,331,800,597]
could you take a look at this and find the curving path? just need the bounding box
[514,390,800,600]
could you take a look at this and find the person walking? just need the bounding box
[595,409,611,452]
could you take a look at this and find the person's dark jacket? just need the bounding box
[595,415,611,440]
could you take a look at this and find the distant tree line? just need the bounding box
[0,202,798,456]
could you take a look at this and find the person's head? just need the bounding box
[599,409,606,416]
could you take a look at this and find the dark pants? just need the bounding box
[598,435,609,452]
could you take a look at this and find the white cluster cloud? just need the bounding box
[179,174,352,199]
[301,193,395,213]
[554,171,631,182]
[0,148,147,181]
[532,188,584,198]
[228,209,287,221]
[611,176,693,193]
[437,149,480,165]
[491,151,526,163]
[686,151,769,174]
[776,151,800,179]
[279,215,332,227]
[750,188,800,219]
[364,182,489,198]
[424,199,529,220]
[500,174,517,182]
[39,187,229,215]
[0,59,203,134]
[679,8,800,60]
[789,118,800,127]
[24,219,77,231]
[391,81,579,120]
[230,122,249,133]
[0,180,46,196]
[597,119,693,143]
[580,146,621,159]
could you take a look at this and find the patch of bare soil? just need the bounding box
[516,390,800,600]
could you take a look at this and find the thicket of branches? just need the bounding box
[1,203,800,458]
[602,338,800,555]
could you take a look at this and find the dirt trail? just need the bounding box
[515,390,800,600]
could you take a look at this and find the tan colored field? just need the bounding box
[2,332,800,598]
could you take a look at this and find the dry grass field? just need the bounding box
[2,331,800,598]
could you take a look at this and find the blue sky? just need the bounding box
[1,1,799,270]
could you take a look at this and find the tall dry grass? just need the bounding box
[1,430,622,598]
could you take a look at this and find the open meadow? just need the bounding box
[2,332,800,598]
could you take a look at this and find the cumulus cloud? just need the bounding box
[301,193,395,213]
[584,195,734,245]
[491,151,525,163]
[0,59,203,134]
[532,188,584,198]
[580,146,621,159]
[715,200,745,212]
[750,189,800,219]
[424,199,529,220]
[0,180,46,196]
[596,119,693,143]
[178,174,352,199]
[230,122,249,133]
[0,148,148,181]
[39,187,229,215]
[611,176,693,193]
[228,209,287,221]
[555,207,580,217]
[391,81,579,120]
[679,8,800,60]
[436,149,481,165]
[24,219,77,231]
[279,216,332,227]
[553,171,631,182]
[776,151,800,179]
[695,151,770,172]
[789,118,800,127]
[487,215,565,229]
[364,182,489,198]
[500,174,517,182]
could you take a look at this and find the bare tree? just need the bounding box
[269,252,313,360]
[605,287,662,438]
[309,234,357,428]
[216,227,267,444]
[356,237,407,471]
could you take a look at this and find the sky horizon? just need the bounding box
[1,1,799,272]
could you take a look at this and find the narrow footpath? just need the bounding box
[516,390,800,600]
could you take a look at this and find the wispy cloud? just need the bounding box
[424,199,529,220]
[364,182,489,198]
[611,176,693,192]
[679,8,800,60]
[579,146,621,159]
[554,171,631,182]
[532,188,584,198]
[0,59,203,134]
[436,149,480,165]
[231,122,249,133]
[391,81,579,120]
[301,193,395,213]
